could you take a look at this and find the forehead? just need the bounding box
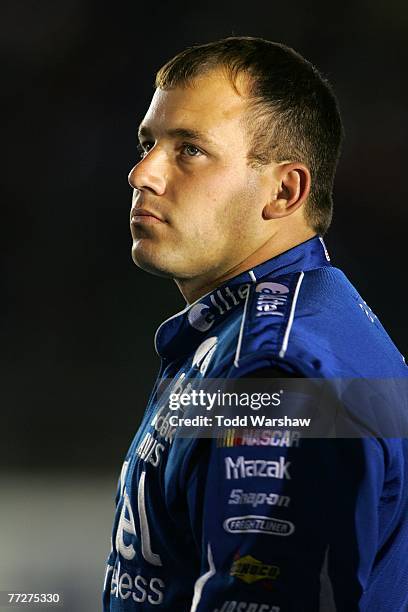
[141,71,248,138]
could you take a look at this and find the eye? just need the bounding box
[137,141,154,158]
[181,143,203,157]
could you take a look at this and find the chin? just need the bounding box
[131,244,174,278]
[131,242,205,280]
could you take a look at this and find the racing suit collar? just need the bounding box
[155,235,331,359]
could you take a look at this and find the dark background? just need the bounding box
[1,1,407,606]
[2,0,407,474]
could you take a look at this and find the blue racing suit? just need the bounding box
[103,235,408,611]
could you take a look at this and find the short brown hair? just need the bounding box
[156,37,344,235]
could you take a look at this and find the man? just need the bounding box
[103,38,408,611]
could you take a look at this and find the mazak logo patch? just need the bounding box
[230,554,280,584]
[224,515,295,536]
[225,455,291,480]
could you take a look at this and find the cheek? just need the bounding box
[175,175,226,231]
[176,167,261,240]
[216,180,261,229]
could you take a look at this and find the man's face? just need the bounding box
[129,69,273,283]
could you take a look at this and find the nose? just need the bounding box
[128,149,167,196]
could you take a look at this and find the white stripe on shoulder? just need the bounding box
[249,269,257,282]
[279,271,304,359]
[190,543,216,612]
[234,286,251,368]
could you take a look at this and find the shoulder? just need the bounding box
[230,267,406,378]
[230,269,318,376]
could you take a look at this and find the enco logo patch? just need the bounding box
[230,554,280,584]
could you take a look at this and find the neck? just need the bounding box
[175,227,316,304]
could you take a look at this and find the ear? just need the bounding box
[263,162,311,220]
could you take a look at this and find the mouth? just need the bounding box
[130,208,165,225]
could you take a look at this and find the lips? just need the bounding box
[130,208,164,224]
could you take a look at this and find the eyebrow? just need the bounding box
[138,125,217,148]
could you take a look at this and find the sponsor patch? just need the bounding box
[105,562,165,604]
[136,432,164,468]
[228,488,290,508]
[188,284,250,331]
[230,554,280,585]
[192,336,218,375]
[255,282,289,318]
[217,428,300,448]
[224,515,295,536]
[214,602,280,612]
[225,456,291,480]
